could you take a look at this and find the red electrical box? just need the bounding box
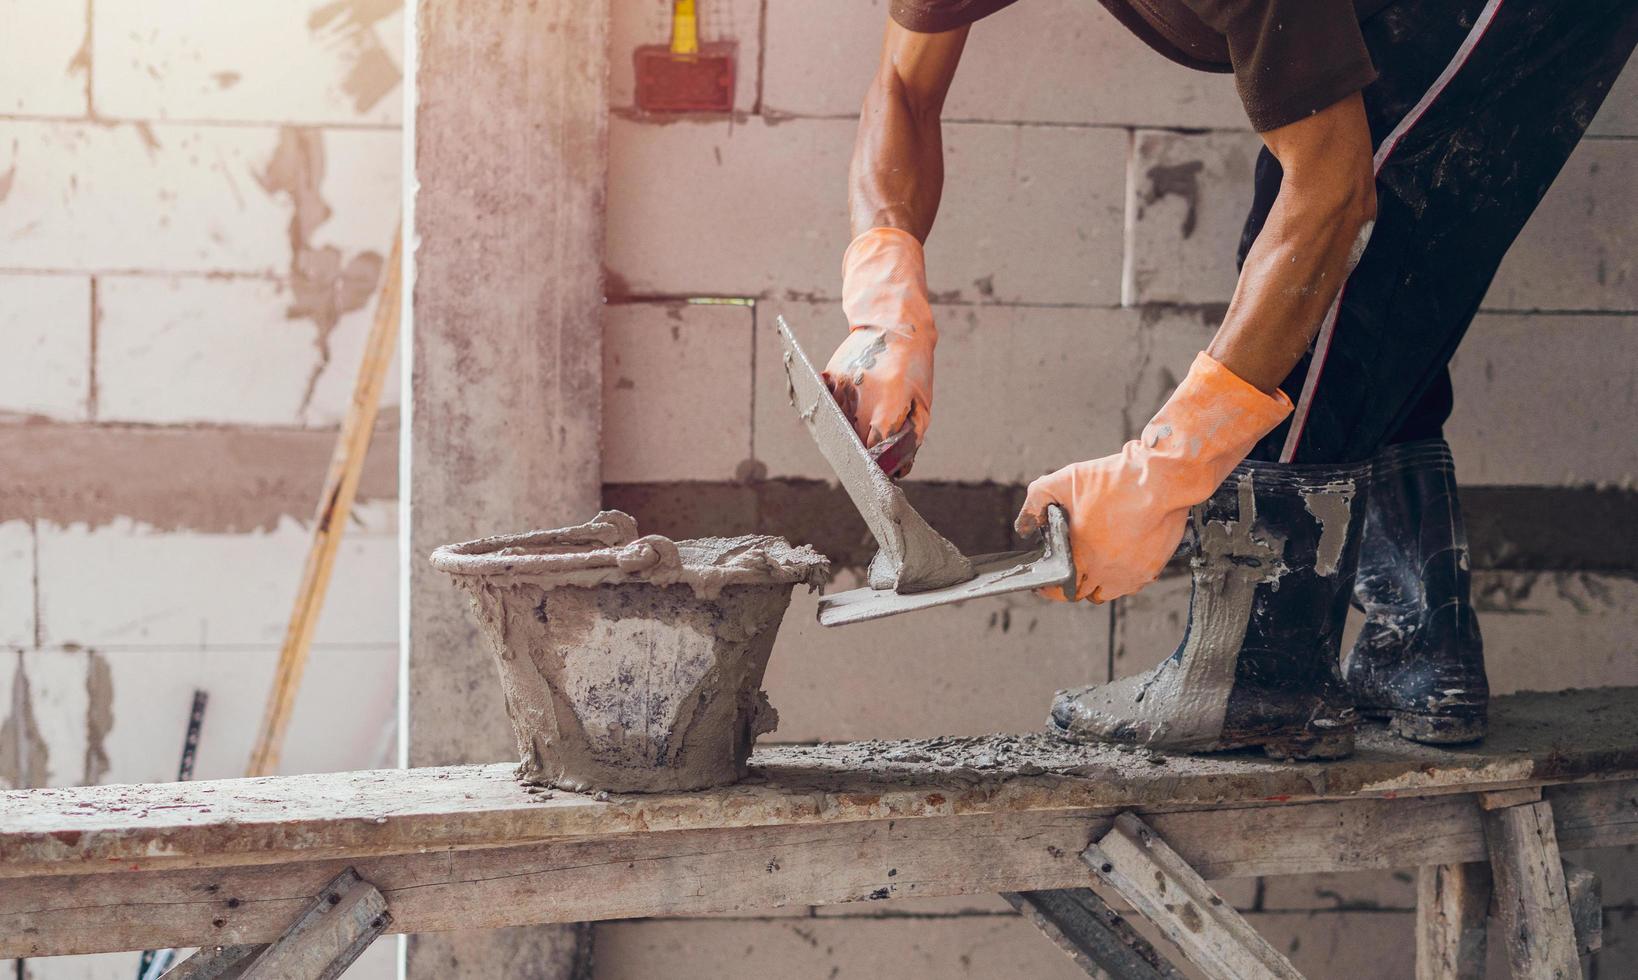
[634,41,736,113]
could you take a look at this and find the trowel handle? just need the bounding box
[1042,504,1075,592]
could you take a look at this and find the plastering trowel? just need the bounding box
[776,316,1075,627]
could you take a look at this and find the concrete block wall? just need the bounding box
[603,1,1638,976]
[1,3,402,978]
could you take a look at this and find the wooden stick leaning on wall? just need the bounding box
[247,227,404,778]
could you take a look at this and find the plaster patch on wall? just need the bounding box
[256,126,384,415]
[0,654,50,789]
[308,0,403,113]
[83,651,113,785]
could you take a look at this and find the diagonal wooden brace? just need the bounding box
[163,868,390,980]
[1082,811,1305,980]
[1480,790,1583,979]
[1004,888,1188,980]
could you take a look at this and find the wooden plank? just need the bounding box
[246,228,401,779]
[241,869,389,980]
[5,687,1637,881]
[162,944,263,980]
[1484,799,1581,979]
[1084,813,1304,980]
[4,780,1635,959]
[1563,862,1601,956]
[1004,889,1188,979]
[1416,863,1490,980]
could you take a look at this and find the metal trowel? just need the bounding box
[776,315,1076,627]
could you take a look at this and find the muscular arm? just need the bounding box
[1206,93,1377,393]
[849,20,969,240]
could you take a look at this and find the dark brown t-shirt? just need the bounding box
[890,0,1391,132]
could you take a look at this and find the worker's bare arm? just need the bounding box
[1205,94,1377,394]
[849,20,970,241]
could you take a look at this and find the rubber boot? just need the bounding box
[1049,459,1369,760]
[1344,439,1488,744]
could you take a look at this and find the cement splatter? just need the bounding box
[308,0,403,113]
[0,163,14,204]
[1,655,50,789]
[82,651,113,785]
[1302,480,1357,577]
[255,126,385,416]
[1142,160,1206,239]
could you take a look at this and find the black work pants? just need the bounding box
[1238,0,1638,464]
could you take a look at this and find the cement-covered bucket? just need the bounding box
[431,510,829,793]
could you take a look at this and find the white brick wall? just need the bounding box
[0,0,88,116]
[0,273,91,420]
[765,573,1108,742]
[1448,313,1638,486]
[93,0,405,126]
[34,502,397,650]
[603,302,754,482]
[0,521,32,647]
[607,116,1126,304]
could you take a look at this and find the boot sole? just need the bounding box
[1388,710,1486,745]
[1048,716,1355,762]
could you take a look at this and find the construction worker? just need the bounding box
[824,0,1638,758]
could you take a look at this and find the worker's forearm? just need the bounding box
[1205,185,1375,394]
[848,23,967,241]
[849,70,946,240]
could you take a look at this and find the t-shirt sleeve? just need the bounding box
[890,0,1021,33]
[1177,0,1378,131]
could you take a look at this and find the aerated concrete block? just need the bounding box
[603,301,754,482]
[92,0,405,125]
[0,522,33,648]
[754,302,1215,484]
[607,116,1125,304]
[0,0,89,115]
[1123,128,1261,306]
[0,122,397,276]
[0,274,90,421]
[1447,313,1638,486]
[35,503,398,649]
[1475,571,1638,694]
[1486,139,1637,312]
[762,0,1243,129]
[763,570,1107,742]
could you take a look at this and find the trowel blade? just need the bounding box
[818,505,1076,627]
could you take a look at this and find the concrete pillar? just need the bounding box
[407,0,606,974]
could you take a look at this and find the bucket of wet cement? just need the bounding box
[431,510,829,793]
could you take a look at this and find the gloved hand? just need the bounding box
[823,227,936,477]
[1015,352,1292,603]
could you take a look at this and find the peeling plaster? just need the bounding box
[308,0,404,113]
[83,651,113,785]
[255,126,385,417]
[1,655,50,789]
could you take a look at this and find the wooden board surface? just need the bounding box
[4,779,1634,958]
[2,687,1635,880]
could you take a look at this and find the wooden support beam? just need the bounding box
[240,869,389,980]
[1563,862,1601,956]
[1483,799,1581,979]
[2,777,1635,958]
[1416,863,1491,980]
[1004,889,1187,980]
[1083,813,1304,980]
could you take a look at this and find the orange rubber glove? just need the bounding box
[824,227,936,476]
[1015,352,1293,603]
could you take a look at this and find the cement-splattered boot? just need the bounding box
[1049,459,1369,759]
[1344,439,1488,744]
